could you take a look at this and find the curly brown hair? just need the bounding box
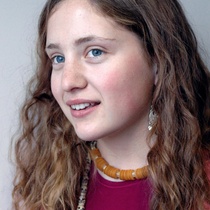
[12,0,210,209]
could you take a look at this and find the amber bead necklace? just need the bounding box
[90,141,148,181]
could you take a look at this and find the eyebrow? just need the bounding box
[75,35,116,45]
[45,35,116,51]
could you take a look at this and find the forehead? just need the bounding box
[46,0,124,42]
[48,0,107,25]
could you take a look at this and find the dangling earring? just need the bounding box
[148,105,157,130]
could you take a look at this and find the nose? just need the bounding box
[61,60,87,92]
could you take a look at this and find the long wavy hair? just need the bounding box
[12,0,210,209]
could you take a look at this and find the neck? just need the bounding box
[96,128,153,172]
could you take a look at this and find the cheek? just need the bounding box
[100,70,124,97]
[50,74,60,101]
[100,64,154,110]
[99,70,135,107]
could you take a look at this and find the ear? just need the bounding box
[153,62,158,85]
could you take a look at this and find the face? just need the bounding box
[46,0,156,141]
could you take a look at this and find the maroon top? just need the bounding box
[86,160,210,210]
[85,166,152,210]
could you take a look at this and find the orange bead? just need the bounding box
[89,144,148,181]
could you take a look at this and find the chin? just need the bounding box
[75,130,108,142]
[75,132,98,142]
[75,126,121,142]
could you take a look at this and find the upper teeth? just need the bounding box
[71,103,92,110]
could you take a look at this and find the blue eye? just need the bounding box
[88,49,103,57]
[52,55,65,64]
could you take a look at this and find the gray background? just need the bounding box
[0,1,209,209]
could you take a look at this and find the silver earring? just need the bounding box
[148,105,157,131]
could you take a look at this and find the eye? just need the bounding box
[87,49,103,58]
[51,55,65,64]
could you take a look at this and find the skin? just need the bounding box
[46,0,157,179]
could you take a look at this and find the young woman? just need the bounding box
[12,0,210,209]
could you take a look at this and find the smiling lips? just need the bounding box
[68,101,100,118]
[71,102,97,110]
[66,99,100,118]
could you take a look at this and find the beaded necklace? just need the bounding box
[76,154,91,210]
[90,141,148,180]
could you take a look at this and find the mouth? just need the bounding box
[70,102,100,111]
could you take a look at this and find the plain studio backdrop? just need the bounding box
[0,1,210,209]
